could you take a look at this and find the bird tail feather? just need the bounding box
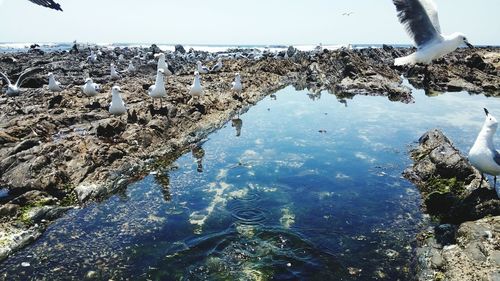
[394,54,416,66]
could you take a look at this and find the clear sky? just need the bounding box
[0,0,499,45]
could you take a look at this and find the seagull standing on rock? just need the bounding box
[148,69,167,108]
[109,86,127,116]
[189,71,204,102]
[231,73,242,93]
[127,60,136,73]
[392,0,473,66]
[0,68,43,96]
[469,108,500,197]
[196,61,210,74]
[157,53,173,75]
[110,63,120,80]
[82,78,100,104]
[47,72,62,92]
[210,58,223,72]
[87,50,98,64]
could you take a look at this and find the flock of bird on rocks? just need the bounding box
[3,0,500,195]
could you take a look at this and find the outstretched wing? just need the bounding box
[15,67,44,87]
[420,0,441,33]
[0,72,12,86]
[28,0,63,11]
[392,0,442,48]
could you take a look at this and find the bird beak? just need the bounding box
[484,108,489,116]
[465,41,474,49]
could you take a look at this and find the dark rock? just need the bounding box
[149,44,161,54]
[9,139,40,156]
[287,46,297,58]
[48,95,63,109]
[174,44,186,54]
[466,54,487,71]
[0,204,19,218]
[95,119,126,138]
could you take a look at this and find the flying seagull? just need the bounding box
[28,0,63,11]
[392,0,473,65]
[0,68,44,96]
[469,108,500,196]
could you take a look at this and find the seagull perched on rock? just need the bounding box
[196,61,210,74]
[148,69,167,108]
[109,86,127,116]
[189,71,204,102]
[87,50,97,64]
[156,53,173,75]
[392,0,473,65]
[110,63,120,80]
[28,0,63,11]
[82,78,100,105]
[210,58,223,72]
[47,72,62,92]
[231,73,242,93]
[127,60,136,73]
[0,67,44,96]
[469,108,500,195]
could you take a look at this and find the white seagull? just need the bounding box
[87,50,98,64]
[110,63,120,80]
[189,71,204,100]
[0,67,43,96]
[157,53,173,75]
[109,86,127,116]
[196,61,210,74]
[148,69,167,107]
[231,73,243,93]
[47,72,62,92]
[127,60,136,73]
[469,108,500,194]
[210,58,223,72]
[82,78,100,101]
[392,0,473,66]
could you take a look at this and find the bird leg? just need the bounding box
[423,65,430,87]
[479,173,484,189]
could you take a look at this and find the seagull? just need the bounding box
[47,72,62,92]
[157,53,173,75]
[0,67,44,96]
[127,60,136,73]
[148,69,167,108]
[468,108,500,193]
[110,63,120,80]
[196,61,210,74]
[28,0,63,11]
[342,12,354,16]
[231,118,243,137]
[189,71,204,101]
[82,78,100,104]
[109,86,127,116]
[392,0,473,66]
[210,58,223,72]
[231,73,243,93]
[87,50,97,64]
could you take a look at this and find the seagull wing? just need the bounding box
[420,0,441,33]
[28,0,63,11]
[494,150,500,166]
[392,0,442,48]
[0,72,12,86]
[15,67,44,87]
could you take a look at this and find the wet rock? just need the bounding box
[0,204,19,218]
[407,130,500,281]
[404,129,499,223]
[75,183,100,203]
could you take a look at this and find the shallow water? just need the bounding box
[2,85,500,280]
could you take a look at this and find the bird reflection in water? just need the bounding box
[155,173,172,202]
[191,143,206,173]
[231,118,243,137]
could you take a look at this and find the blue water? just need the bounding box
[1,85,500,280]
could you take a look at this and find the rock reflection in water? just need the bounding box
[191,143,205,173]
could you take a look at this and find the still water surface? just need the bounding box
[2,85,500,280]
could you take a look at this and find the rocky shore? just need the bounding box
[404,129,500,281]
[1,45,499,265]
